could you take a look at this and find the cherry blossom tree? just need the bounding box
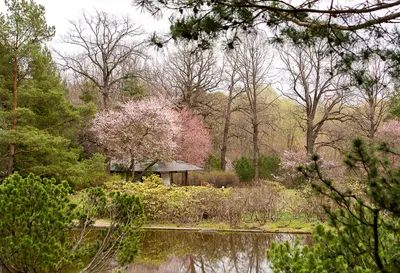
[176,107,212,167]
[377,120,400,149]
[281,150,339,186]
[91,97,180,180]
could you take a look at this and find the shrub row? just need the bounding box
[174,171,240,187]
[104,175,316,226]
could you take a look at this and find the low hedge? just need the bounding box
[104,175,295,226]
[188,171,239,187]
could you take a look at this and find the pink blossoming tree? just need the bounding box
[91,97,180,180]
[377,120,400,149]
[280,150,339,186]
[176,107,212,167]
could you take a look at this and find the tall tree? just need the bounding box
[220,49,243,171]
[0,0,55,175]
[234,34,278,181]
[280,39,348,154]
[350,57,392,139]
[57,10,145,109]
[0,46,103,188]
[151,43,221,113]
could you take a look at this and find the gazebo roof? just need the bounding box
[134,160,203,173]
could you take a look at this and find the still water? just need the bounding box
[122,230,312,273]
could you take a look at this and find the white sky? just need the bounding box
[0,0,169,51]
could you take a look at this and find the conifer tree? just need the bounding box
[0,0,55,175]
[267,139,400,272]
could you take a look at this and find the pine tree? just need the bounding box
[0,0,55,175]
[267,139,400,272]
[0,173,145,272]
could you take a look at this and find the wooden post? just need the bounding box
[184,171,189,186]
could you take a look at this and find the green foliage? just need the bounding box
[0,173,145,272]
[0,127,106,189]
[267,139,400,272]
[259,155,281,180]
[0,1,102,187]
[234,155,281,182]
[65,153,108,189]
[142,173,164,185]
[105,179,302,226]
[233,156,254,182]
[0,43,101,186]
[204,155,221,171]
[0,173,74,272]
[120,78,148,99]
[0,0,55,57]
[79,80,100,104]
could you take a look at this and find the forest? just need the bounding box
[1,0,400,272]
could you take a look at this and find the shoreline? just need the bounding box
[92,220,314,234]
[142,226,312,234]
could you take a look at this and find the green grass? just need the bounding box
[135,219,319,233]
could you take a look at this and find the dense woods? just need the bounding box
[1,0,400,272]
[2,1,400,183]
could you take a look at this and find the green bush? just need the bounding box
[259,155,281,180]
[0,173,144,272]
[105,178,228,223]
[0,173,74,272]
[104,178,295,226]
[204,155,221,171]
[66,153,108,190]
[233,156,254,182]
[234,155,281,182]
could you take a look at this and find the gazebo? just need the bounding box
[134,160,203,186]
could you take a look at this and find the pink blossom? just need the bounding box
[176,107,212,167]
[377,120,400,140]
[90,97,181,165]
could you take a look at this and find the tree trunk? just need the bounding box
[130,156,135,182]
[102,91,109,110]
[253,121,259,181]
[7,55,18,176]
[306,118,315,155]
[369,103,376,139]
[220,95,233,171]
[134,160,158,182]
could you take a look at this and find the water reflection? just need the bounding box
[125,230,312,273]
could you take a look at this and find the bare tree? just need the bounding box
[220,51,243,171]
[234,34,278,181]
[151,43,221,113]
[350,57,392,139]
[280,39,349,155]
[56,10,145,109]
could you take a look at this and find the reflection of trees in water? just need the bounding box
[128,231,312,273]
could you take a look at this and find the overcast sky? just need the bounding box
[0,0,169,51]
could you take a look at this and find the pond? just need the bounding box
[121,230,312,273]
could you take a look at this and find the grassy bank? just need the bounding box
[94,219,317,233]
[88,175,329,234]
